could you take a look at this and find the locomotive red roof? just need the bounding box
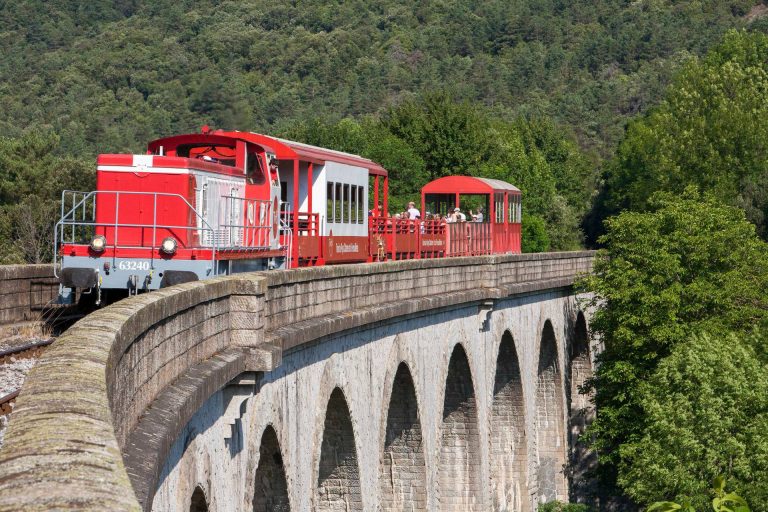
[147,130,388,176]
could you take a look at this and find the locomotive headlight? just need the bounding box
[90,235,107,252]
[160,237,177,255]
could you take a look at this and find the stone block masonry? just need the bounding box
[0,265,58,326]
[0,251,595,511]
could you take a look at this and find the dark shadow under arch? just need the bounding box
[438,344,482,511]
[189,486,208,512]
[568,312,596,504]
[380,362,427,511]
[536,320,567,503]
[253,425,290,512]
[490,331,531,512]
[316,388,363,511]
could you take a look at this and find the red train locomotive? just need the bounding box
[55,128,521,303]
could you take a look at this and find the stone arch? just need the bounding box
[536,320,567,503]
[189,486,208,512]
[253,425,290,512]
[438,344,482,511]
[380,362,427,511]
[568,311,596,503]
[490,330,530,512]
[316,387,363,511]
[569,312,592,438]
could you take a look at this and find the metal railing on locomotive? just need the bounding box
[56,190,296,272]
[219,194,294,268]
[54,190,219,278]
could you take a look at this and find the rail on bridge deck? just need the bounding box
[0,251,594,511]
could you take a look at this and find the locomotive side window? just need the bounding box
[335,183,342,223]
[343,184,350,224]
[495,193,504,223]
[357,186,364,224]
[327,182,335,223]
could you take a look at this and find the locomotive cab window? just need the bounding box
[176,144,237,166]
[245,151,266,185]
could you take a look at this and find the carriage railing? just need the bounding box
[446,221,492,256]
[286,212,320,237]
[54,190,218,277]
[219,195,276,249]
[368,216,493,258]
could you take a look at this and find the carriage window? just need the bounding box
[495,193,504,223]
[335,183,342,223]
[343,184,350,223]
[357,186,364,224]
[327,183,334,223]
[509,196,514,223]
[350,186,357,224]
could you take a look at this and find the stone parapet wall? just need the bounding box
[0,252,593,511]
[0,264,58,325]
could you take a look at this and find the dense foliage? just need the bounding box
[649,477,752,512]
[0,132,91,263]
[538,501,592,512]
[621,332,768,509]
[0,0,761,157]
[593,29,768,241]
[580,190,768,507]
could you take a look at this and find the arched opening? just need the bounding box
[380,362,427,511]
[438,344,482,511]
[490,331,530,511]
[536,320,567,503]
[253,425,290,511]
[316,388,363,511]
[568,312,596,503]
[189,486,208,512]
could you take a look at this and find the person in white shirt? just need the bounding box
[470,206,484,222]
[453,207,466,222]
[407,202,421,220]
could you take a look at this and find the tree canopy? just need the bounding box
[580,188,768,505]
[593,29,768,240]
[0,0,761,157]
[618,330,768,509]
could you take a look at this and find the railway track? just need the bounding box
[0,338,54,415]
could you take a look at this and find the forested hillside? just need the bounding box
[0,0,763,156]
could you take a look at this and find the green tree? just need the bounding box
[580,188,768,498]
[0,130,93,263]
[521,214,550,253]
[381,91,494,181]
[596,30,768,240]
[620,332,768,509]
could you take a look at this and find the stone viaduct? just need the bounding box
[0,252,595,512]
